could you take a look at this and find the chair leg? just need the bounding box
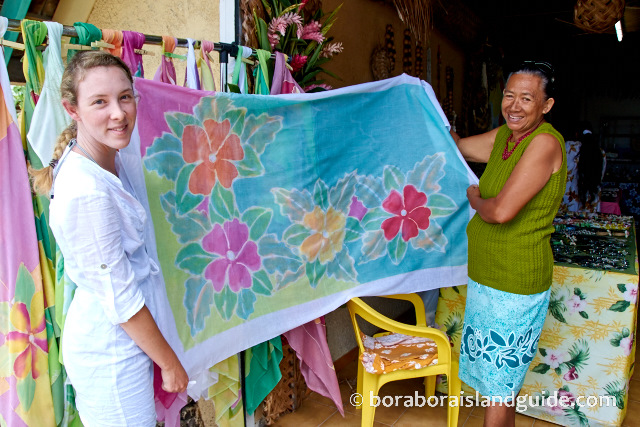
[447,362,462,427]
[356,360,364,410]
[424,375,437,398]
[360,373,379,427]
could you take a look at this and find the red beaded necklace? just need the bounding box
[502,121,543,160]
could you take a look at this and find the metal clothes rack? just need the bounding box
[4,18,274,92]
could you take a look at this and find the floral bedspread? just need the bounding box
[436,242,639,427]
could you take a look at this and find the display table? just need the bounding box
[435,213,639,427]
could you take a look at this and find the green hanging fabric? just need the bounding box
[244,337,283,414]
[231,46,252,94]
[253,49,272,95]
[66,22,102,60]
[208,354,244,427]
[0,0,31,65]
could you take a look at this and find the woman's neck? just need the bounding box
[73,137,118,176]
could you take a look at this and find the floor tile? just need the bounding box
[630,379,640,403]
[515,413,535,427]
[461,414,484,427]
[319,409,390,426]
[393,403,451,427]
[532,420,563,426]
[272,399,337,427]
[622,399,640,427]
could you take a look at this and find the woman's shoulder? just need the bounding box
[53,154,111,201]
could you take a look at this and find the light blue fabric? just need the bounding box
[459,277,550,401]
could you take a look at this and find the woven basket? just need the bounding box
[371,46,393,81]
[574,0,625,33]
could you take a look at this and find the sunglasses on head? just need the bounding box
[521,61,555,76]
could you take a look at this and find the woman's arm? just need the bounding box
[121,306,189,393]
[451,127,499,163]
[468,133,563,223]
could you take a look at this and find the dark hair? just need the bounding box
[510,61,555,99]
[577,124,604,207]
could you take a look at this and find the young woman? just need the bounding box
[31,50,188,426]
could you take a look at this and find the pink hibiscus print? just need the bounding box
[543,349,567,369]
[558,389,576,408]
[624,284,638,304]
[203,219,261,292]
[381,185,431,241]
[182,119,244,194]
[620,335,634,356]
[563,366,579,381]
[567,294,586,314]
[6,293,48,379]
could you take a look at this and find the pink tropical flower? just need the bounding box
[304,83,332,92]
[563,366,579,381]
[620,335,634,356]
[381,185,431,242]
[557,389,576,408]
[298,0,310,10]
[290,54,308,73]
[6,293,48,379]
[567,294,586,314]
[543,349,567,369]
[348,196,367,221]
[320,42,343,58]
[298,21,324,43]
[624,284,638,304]
[202,219,261,293]
[182,119,244,194]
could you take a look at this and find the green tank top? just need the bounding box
[467,123,567,295]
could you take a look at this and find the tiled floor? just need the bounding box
[272,347,640,426]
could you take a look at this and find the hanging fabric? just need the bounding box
[231,45,252,94]
[244,339,282,414]
[121,31,146,77]
[19,19,46,123]
[253,49,271,95]
[184,38,200,90]
[208,355,244,427]
[198,40,217,91]
[270,51,302,95]
[0,17,59,427]
[27,21,72,165]
[154,36,178,85]
[66,22,101,60]
[100,28,123,57]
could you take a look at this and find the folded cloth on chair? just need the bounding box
[360,332,438,374]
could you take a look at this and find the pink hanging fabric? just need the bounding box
[271,54,343,415]
[270,51,303,95]
[121,31,146,77]
[153,363,187,427]
[154,36,177,85]
[199,40,217,91]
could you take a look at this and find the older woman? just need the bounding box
[451,61,567,427]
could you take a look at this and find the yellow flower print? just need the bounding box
[300,207,346,264]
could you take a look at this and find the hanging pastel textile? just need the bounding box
[65,22,101,60]
[19,19,46,133]
[199,40,217,91]
[100,29,123,57]
[121,31,146,77]
[253,49,271,95]
[270,52,344,415]
[230,45,253,94]
[270,51,302,95]
[128,73,475,400]
[208,356,243,427]
[27,21,72,165]
[154,36,179,85]
[184,38,200,90]
[0,19,58,426]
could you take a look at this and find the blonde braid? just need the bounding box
[28,122,77,195]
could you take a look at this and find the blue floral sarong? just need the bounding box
[459,278,550,401]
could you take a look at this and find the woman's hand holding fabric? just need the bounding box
[160,359,189,393]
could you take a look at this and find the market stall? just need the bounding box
[436,212,639,426]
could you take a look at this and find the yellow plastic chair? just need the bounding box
[347,294,461,427]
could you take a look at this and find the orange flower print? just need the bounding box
[182,119,244,194]
[300,207,346,264]
[6,292,48,379]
